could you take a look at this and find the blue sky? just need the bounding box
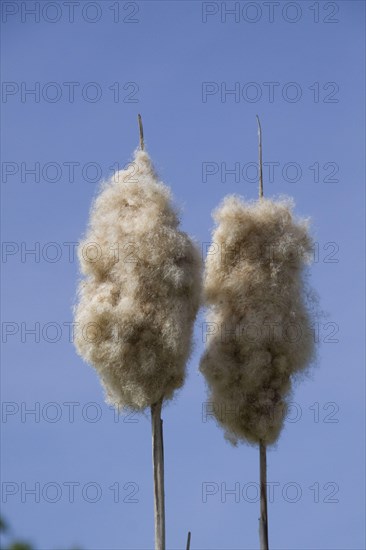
[1,1,365,549]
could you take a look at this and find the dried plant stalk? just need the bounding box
[74,116,202,550]
[200,118,316,550]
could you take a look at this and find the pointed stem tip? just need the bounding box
[138,113,144,151]
[186,531,191,550]
[256,115,263,199]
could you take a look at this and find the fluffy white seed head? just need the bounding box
[200,196,316,445]
[74,150,202,410]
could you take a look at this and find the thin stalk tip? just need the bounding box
[138,114,144,151]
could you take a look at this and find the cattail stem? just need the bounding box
[259,440,269,550]
[151,398,165,550]
[186,531,191,550]
[138,113,144,151]
[256,117,268,549]
[256,115,263,198]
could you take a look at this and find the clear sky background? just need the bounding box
[1,1,365,549]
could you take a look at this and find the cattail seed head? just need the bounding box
[200,196,316,445]
[74,150,202,410]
